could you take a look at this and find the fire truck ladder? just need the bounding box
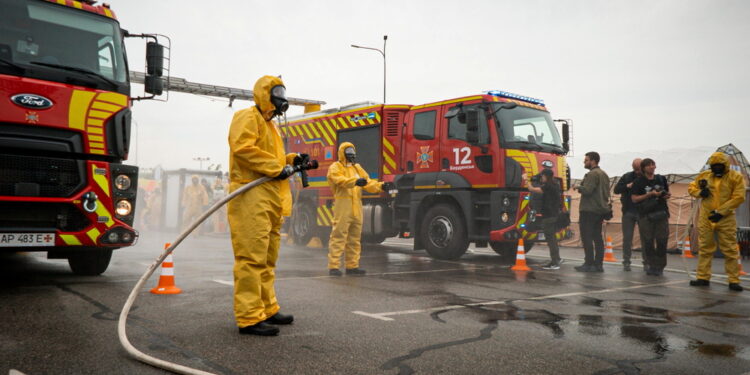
[129,71,326,111]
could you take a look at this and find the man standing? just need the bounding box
[526,168,563,270]
[574,152,611,272]
[613,158,642,271]
[181,175,208,231]
[688,152,746,292]
[227,75,301,336]
[631,159,671,276]
[327,142,390,276]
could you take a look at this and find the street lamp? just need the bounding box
[193,157,210,170]
[351,35,387,103]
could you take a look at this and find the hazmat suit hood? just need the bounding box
[338,142,356,164]
[253,76,285,121]
[708,152,731,171]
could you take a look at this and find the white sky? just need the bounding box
[114,0,750,178]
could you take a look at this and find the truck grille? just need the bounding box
[0,154,85,197]
[0,202,90,232]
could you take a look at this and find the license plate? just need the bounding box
[537,233,545,241]
[0,233,56,247]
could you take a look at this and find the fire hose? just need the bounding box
[118,158,318,375]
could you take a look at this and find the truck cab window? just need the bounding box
[448,105,489,144]
[413,110,436,140]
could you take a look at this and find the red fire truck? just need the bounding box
[0,0,166,274]
[282,91,572,260]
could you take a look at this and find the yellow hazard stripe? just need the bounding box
[95,201,115,227]
[91,101,121,112]
[69,90,96,130]
[383,165,392,174]
[383,153,396,170]
[96,92,127,106]
[382,137,395,153]
[92,165,110,197]
[60,234,82,245]
[86,227,101,243]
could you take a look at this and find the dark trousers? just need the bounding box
[621,211,639,265]
[638,214,669,272]
[580,211,605,266]
[542,217,560,263]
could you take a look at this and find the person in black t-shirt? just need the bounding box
[613,158,642,271]
[526,168,563,269]
[631,158,671,276]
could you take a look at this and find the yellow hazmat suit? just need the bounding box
[687,152,746,283]
[227,76,297,328]
[327,142,382,270]
[181,176,208,230]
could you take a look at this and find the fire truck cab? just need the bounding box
[283,90,572,260]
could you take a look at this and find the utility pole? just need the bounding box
[351,35,387,103]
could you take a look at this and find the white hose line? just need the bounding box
[118,176,271,375]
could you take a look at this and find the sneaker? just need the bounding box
[542,262,561,270]
[265,312,294,325]
[593,265,604,273]
[329,269,342,277]
[728,283,744,292]
[623,263,631,272]
[689,279,710,287]
[238,322,279,336]
[345,268,367,276]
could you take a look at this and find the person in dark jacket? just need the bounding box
[526,168,563,269]
[631,158,671,276]
[573,151,611,273]
[613,158,642,271]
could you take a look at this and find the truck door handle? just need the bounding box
[442,158,449,169]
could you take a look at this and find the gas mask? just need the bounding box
[344,147,356,163]
[270,85,289,116]
[710,163,726,177]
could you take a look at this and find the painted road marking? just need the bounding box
[352,280,686,322]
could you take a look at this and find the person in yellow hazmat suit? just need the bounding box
[227,75,306,336]
[181,175,208,231]
[327,142,393,276]
[688,152,746,292]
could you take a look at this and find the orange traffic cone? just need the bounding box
[511,238,531,271]
[151,243,182,295]
[682,236,695,258]
[738,245,748,276]
[603,236,618,262]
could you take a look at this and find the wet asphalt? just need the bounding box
[2,230,750,375]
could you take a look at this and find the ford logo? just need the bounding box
[541,160,554,168]
[11,94,54,109]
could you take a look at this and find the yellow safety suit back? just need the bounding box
[326,142,382,269]
[687,152,747,283]
[226,75,298,327]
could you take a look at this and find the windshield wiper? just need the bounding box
[30,61,119,88]
[542,142,567,154]
[0,58,26,72]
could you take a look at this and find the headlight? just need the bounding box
[502,197,510,207]
[116,200,132,216]
[501,212,510,223]
[107,232,119,242]
[121,232,134,243]
[115,175,131,190]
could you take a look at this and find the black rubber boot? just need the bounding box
[689,279,710,287]
[238,322,279,336]
[266,312,294,325]
[329,269,342,277]
[728,283,744,292]
[346,268,367,276]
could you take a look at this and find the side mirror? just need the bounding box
[145,75,163,95]
[466,109,479,144]
[562,122,570,152]
[445,107,460,119]
[146,42,165,76]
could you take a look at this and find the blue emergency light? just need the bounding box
[486,90,545,106]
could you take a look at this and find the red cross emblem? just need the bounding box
[43,234,53,242]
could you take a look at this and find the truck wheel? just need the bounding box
[291,204,315,246]
[420,204,468,260]
[68,249,113,276]
[490,241,535,261]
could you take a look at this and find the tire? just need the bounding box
[68,249,113,276]
[362,234,386,244]
[291,204,316,246]
[420,204,468,260]
[490,240,535,261]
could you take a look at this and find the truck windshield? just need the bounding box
[492,103,564,154]
[0,0,128,93]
